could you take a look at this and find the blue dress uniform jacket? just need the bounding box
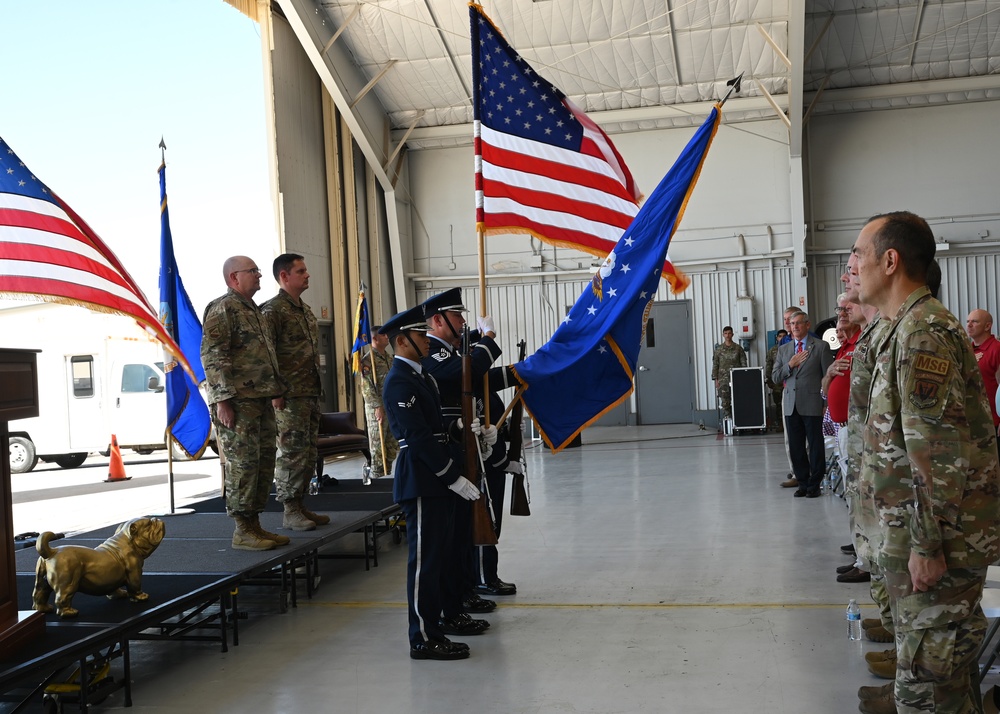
[383,359,462,502]
[423,334,508,610]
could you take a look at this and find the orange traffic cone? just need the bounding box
[105,434,131,483]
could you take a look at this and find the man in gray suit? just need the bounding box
[771,311,834,497]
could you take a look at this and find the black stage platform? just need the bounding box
[3,485,399,712]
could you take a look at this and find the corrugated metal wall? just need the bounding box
[416,259,799,413]
[938,252,1000,321]
[807,250,1000,329]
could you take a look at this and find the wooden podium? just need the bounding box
[0,348,44,657]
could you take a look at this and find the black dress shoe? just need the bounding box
[806,490,821,498]
[410,640,470,660]
[836,563,856,574]
[837,567,871,583]
[841,544,856,555]
[455,612,490,630]
[463,594,497,613]
[793,489,807,497]
[439,615,488,636]
[475,579,517,596]
[437,637,469,652]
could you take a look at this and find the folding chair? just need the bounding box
[823,434,844,496]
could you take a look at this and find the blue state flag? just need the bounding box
[351,286,371,375]
[512,107,722,452]
[158,162,211,459]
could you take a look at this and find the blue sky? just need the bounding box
[1,0,279,313]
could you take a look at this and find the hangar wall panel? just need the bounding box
[271,12,334,319]
[806,101,1000,253]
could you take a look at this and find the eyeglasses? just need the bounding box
[834,307,848,314]
[235,268,262,276]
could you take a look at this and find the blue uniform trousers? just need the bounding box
[475,465,507,584]
[443,495,474,617]
[401,495,454,647]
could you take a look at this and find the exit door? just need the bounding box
[636,301,695,424]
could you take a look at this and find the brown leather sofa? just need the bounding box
[315,411,371,481]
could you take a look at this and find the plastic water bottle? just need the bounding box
[308,476,320,496]
[846,598,862,640]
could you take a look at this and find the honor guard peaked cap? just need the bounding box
[421,287,467,319]
[378,306,429,340]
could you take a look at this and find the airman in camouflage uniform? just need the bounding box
[845,249,888,587]
[711,326,747,420]
[854,212,1000,714]
[764,329,788,430]
[261,253,330,532]
[359,326,398,479]
[202,256,288,551]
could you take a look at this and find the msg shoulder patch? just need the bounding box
[912,353,949,377]
[908,351,950,411]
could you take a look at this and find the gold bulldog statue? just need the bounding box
[32,517,166,618]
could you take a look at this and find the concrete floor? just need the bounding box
[73,426,994,713]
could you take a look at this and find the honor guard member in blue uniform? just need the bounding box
[380,306,481,661]
[476,385,522,597]
[421,288,520,613]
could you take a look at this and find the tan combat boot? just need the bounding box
[299,498,330,526]
[858,682,893,700]
[867,653,896,680]
[858,687,897,714]
[282,500,316,531]
[865,648,896,665]
[251,514,290,546]
[862,618,883,630]
[232,515,276,551]
[865,625,894,643]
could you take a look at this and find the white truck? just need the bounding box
[3,302,209,473]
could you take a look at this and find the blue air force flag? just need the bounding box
[512,107,722,452]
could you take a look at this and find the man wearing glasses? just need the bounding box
[202,256,288,551]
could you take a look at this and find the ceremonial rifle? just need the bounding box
[508,340,530,516]
[462,326,498,546]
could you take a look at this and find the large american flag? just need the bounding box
[470,4,688,293]
[0,136,196,378]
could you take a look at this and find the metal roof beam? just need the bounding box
[908,0,928,66]
[804,74,1000,104]
[664,0,682,85]
[350,59,397,108]
[391,95,787,142]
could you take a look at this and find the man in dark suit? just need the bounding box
[771,310,834,497]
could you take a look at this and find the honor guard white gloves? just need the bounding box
[448,476,481,501]
[479,424,498,446]
[477,315,496,336]
[505,461,524,476]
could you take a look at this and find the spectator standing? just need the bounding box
[771,311,833,498]
[967,309,1000,431]
[822,294,865,582]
